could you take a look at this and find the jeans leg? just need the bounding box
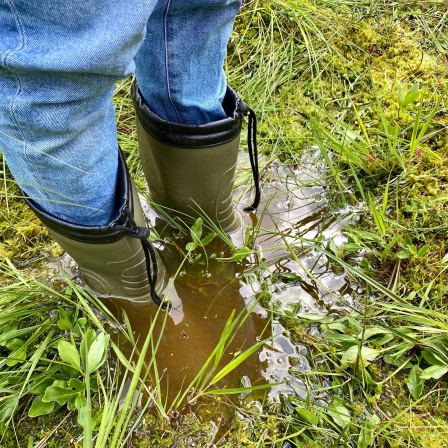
[135,0,242,125]
[0,0,156,225]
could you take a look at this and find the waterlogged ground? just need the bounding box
[34,149,353,446]
[105,151,353,442]
[3,1,447,444]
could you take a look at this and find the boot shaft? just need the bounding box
[23,149,166,306]
[133,83,243,233]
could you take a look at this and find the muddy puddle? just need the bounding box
[48,151,353,431]
[123,151,354,407]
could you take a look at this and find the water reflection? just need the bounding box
[48,154,353,409]
[232,156,351,400]
[108,235,270,407]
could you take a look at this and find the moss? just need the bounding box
[319,16,447,135]
[133,411,233,448]
[0,244,14,260]
[1,408,82,447]
[0,174,54,262]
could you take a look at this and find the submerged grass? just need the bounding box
[1,0,448,446]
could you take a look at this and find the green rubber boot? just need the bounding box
[23,150,167,308]
[132,84,260,234]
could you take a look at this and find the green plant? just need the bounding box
[28,325,109,448]
[2,0,448,446]
[184,218,217,262]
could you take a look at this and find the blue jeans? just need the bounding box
[0,0,241,226]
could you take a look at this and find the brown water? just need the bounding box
[124,153,353,406]
[106,240,269,409]
[48,152,352,416]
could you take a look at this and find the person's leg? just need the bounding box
[0,0,156,225]
[0,1,171,306]
[135,0,242,125]
[132,0,259,232]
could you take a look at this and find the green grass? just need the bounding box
[1,0,448,446]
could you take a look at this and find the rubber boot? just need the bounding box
[23,149,167,308]
[132,83,260,234]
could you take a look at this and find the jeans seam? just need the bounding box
[3,0,25,145]
[163,0,182,123]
